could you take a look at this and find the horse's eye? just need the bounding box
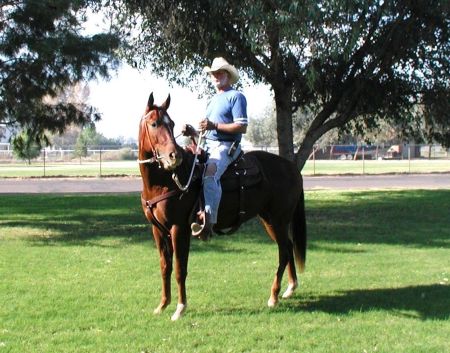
[151,121,158,128]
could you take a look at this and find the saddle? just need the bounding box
[182,126,263,234]
[182,132,262,192]
[190,152,263,235]
[221,152,262,191]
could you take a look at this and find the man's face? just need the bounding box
[210,70,230,90]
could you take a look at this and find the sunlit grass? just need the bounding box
[0,158,449,177]
[303,158,450,175]
[0,161,139,177]
[0,191,449,353]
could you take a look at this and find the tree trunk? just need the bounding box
[273,86,295,161]
[295,131,316,171]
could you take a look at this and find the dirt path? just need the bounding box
[1,173,449,194]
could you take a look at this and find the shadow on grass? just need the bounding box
[0,193,149,245]
[189,283,449,321]
[212,189,450,252]
[1,190,449,250]
[283,283,450,321]
[306,189,450,249]
[0,193,252,253]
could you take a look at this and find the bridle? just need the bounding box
[137,107,204,192]
[137,108,175,169]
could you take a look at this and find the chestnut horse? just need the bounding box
[139,93,307,320]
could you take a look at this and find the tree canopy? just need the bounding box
[0,0,119,145]
[112,0,449,168]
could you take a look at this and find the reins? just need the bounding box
[171,131,205,192]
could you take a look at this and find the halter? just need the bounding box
[137,109,173,168]
[138,107,205,192]
[137,156,158,164]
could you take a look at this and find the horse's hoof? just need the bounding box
[153,302,169,315]
[153,306,164,315]
[282,282,298,299]
[171,303,187,321]
[267,297,278,308]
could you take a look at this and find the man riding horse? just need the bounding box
[191,57,248,240]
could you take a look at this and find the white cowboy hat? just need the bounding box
[203,57,240,85]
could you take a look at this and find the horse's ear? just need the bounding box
[147,92,154,109]
[162,94,171,110]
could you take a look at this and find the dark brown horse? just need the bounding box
[139,93,307,320]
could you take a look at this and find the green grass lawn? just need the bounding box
[0,191,449,353]
[0,161,140,178]
[0,158,449,177]
[302,158,450,175]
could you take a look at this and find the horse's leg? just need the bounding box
[282,253,298,299]
[260,218,291,307]
[281,225,298,299]
[153,227,173,315]
[170,225,190,321]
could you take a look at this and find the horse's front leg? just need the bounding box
[170,225,190,321]
[153,227,173,315]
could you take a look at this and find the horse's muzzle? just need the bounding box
[160,150,182,171]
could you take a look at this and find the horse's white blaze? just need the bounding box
[171,303,186,321]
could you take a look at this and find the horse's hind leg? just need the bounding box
[260,219,292,307]
[281,225,298,298]
[282,255,298,299]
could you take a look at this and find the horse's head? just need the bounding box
[139,93,182,171]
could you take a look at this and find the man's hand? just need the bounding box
[198,118,217,132]
[181,124,198,137]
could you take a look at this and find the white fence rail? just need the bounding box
[0,144,448,177]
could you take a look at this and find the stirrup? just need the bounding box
[191,222,212,241]
[191,222,204,236]
[191,209,206,236]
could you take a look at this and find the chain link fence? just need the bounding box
[0,144,449,177]
[303,144,450,175]
[0,146,139,177]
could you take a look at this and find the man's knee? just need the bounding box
[205,163,217,177]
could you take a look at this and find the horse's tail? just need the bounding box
[291,189,307,272]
